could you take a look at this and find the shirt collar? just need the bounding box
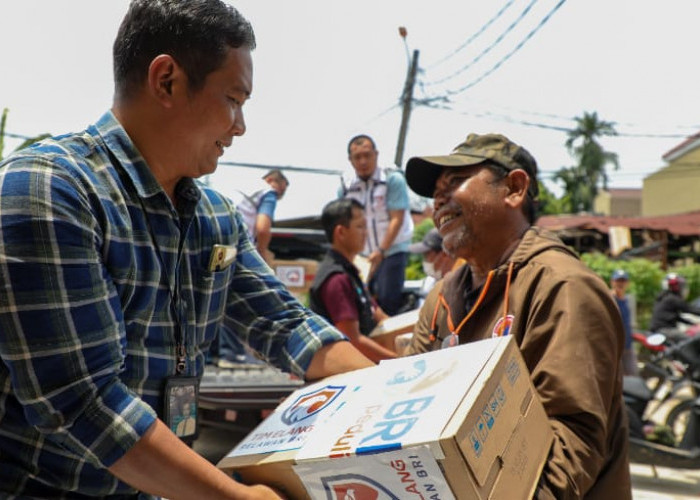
[93,110,201,205]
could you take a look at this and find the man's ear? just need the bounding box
[504,169,529,209]
[332,224,346,245]
[147,54,181,107]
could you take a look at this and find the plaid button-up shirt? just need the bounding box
[0,111,345,498]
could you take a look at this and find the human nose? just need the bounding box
[231,109,246,136]
[433,176,450,211]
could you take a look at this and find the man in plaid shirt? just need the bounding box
[0,1,372,498]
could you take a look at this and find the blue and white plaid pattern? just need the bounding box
[0,111,345,497]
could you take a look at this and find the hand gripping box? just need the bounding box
[217,367,376,498]
[218,336,553,499]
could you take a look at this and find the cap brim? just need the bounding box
[408,241,430,254]
[406,153,485,198]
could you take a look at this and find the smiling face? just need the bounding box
[171,46,252,179]
[432,164,508,261]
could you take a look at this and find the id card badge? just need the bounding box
[163,376,200,441]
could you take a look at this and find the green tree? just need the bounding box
[405,218,435,280]
[555,111,619,213]
[536,180,567,215]
[0,107,50,162]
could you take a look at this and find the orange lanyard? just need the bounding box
[430,261,514,342]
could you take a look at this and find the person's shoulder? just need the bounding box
[196,182,238,215]
[384,167,407,183]
[320,271,354,297]
[260,190,278,201]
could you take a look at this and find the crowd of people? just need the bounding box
[4,0,682,498]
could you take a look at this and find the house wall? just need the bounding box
[611,197,642,217]
[593,191,611,215]
[593,190,641,216]
[643,147,700,216]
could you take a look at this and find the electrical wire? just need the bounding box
[442,0,568,96]
[2,132,34,140]
[422,0,540,87]
[217,161,342,176]
[424,0,518,70]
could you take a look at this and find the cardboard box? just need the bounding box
[368,308,419,352]
[218,336,553,499]
[271,259,319,302]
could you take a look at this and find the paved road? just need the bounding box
[630,464,700,499]
[195,424,700,499]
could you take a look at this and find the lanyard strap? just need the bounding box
[138,199,188,374]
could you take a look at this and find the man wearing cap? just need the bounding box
[611,269,638,375]
[404,133,630,499]
[408,228,463,302]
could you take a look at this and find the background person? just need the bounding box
[236,168,289,263]
[0,1,372,498]
[610,269,639,375]
[309,199,397,362]
[408,227,462,303]
[404,132,630,499]
[649,272,700,341]
[340,134,413,315]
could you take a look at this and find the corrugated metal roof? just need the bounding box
[537,210,700,236]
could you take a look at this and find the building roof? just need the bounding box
[605,188,641,199]
[537,210,700,236]
[662,131,700,162]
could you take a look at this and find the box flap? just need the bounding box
[454,338,539,488]
[221,367,374,461]
[488,386,553,500]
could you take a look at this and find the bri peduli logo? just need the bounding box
[492,314,514,337]
[322,473,400,500]
[281,385,345,425]
[385,359,426,386]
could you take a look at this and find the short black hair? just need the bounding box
[113,0,256,99]
[347,134,377,156]
[263,169,289,186]
[321,198,364,243]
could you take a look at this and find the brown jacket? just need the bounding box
[407,227,631,499]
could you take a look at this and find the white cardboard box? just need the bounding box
[368,308,419,352]
[218,336,553,499]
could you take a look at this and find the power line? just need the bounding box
[439,0,568,96]
[446,106,690,139]
[424,0,518,70]
[422,0,540,87]
[3,131,34,140]
[217,161,342,176]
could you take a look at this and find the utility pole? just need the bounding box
[394,27,419,170]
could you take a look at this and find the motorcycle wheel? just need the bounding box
[665,398,694,442]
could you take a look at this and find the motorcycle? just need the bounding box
[624,334,700,469]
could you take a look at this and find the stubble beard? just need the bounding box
[442,224,472,260]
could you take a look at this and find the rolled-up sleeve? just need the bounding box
[223,211,347,378]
